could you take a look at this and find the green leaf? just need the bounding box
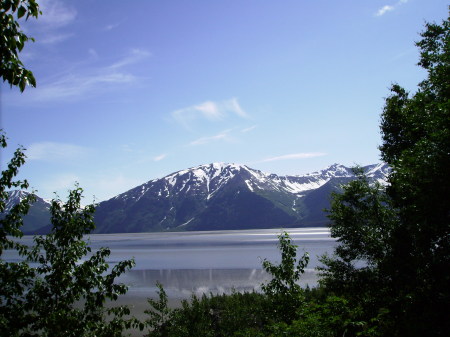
[17,6,26,18]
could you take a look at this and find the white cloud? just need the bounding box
[39,0,77,28]
[26,142,89,162]
[172,98,248,129]
[259,153,326,163]
[88,48,98,59]
[375,5,394,16]
[225,98,249,118]
[375,0,408,17]
[189,130,232,146]
[33,0,76,44]
[194,101,224,120]
[241,125,257,133]
[9,49,150,102]
[108,49,152,69]
[104,23,120,31]
[40,33,75,44]
[31,72,135,101]
[154,154,167,161]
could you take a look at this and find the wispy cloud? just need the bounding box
[40,33,75,44]
[376,5,394,16]
[28,72,136,101]
[88,48,98,59]
[34,0,76,44]
[259,153,326,163]
[104,23,120,31]
[26,142,89,162]
[108,49,152,69]
[375,0,408,17]
[39,0,77,28]
[172,98,248,129]
[9,49,150,102]
[241,125,257,133]
[188,130,232,146]
[154,154,167,161]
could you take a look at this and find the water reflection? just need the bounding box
[4,227,335,299]
[119,267,320,299]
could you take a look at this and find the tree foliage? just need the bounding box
[0,0,40,91]
[261,231,309,322]
[0,132,37,335]
[144,232,310,337]
[321,14,450,336]
[0,134,140,336]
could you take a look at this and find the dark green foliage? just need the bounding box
[144,282,172,336]
[261,231,309,322]
[24,186,139,337]
[270,296,368,337]
[146,290,271,337]
[319,168,396,300]
[377,16,450,336]
[0,0,40,91]
[321,14,450,336]
[0,133,141,336]
[144,232,311,337]
[0,132,38,335]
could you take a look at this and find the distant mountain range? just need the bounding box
[2,163,389,234]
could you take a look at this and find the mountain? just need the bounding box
[1,190,52,234]
[93,163,389,233]
[2,163,389,234]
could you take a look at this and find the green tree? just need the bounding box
[0,132,38,335]
[319,168,396,307]
[1,0,40,91]
[1,2,142,333]
[322,14,450,336]
[378,15,450,336]
[24,187,139,337]
[261,231,309,323]
[0,142,141,336]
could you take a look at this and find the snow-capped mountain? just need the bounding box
[2,163,389,234]
[1,190,52,234]
[93,163,389,233]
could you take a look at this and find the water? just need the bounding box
[3,227,336,298]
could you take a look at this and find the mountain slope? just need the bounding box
[93,163,389,233]
[1,190,52,234]
[2,163,388,234]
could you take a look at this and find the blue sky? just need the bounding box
[1,0,448,202]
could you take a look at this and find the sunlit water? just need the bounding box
[4,227,336,299]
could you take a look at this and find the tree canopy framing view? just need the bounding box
[1,1,449,336]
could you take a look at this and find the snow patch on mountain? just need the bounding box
[107,162,389,210]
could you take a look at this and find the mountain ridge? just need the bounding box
[93,162,389,233]
[2,163,389,234]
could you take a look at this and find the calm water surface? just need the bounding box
[5,227,336,298]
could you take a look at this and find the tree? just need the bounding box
[261,231,309,323]
[1,2,142,333]
[378,15,450,336]
[25,187,139,337]
[0,132,38,335]
[0,141,141,336]
[1,0,40,91]
[322,14,450,336]
[319,168,396,300]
